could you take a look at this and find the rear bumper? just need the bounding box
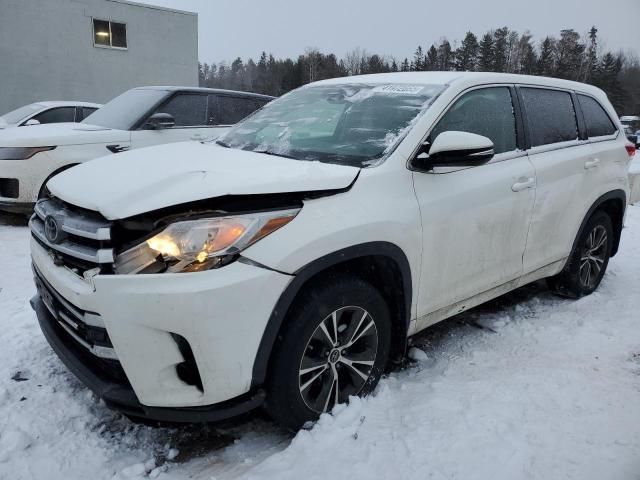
[31,294,266,423]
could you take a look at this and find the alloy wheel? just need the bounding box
[579,225,608,289]
[298,306,379,413]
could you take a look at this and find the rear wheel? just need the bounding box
[547,210,613,298]
[265,276,391,430]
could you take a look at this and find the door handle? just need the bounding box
[511,177,535,192]
[584,158,600,170]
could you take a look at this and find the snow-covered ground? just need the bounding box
[2,208,640,480]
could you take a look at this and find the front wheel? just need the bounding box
[265,276,391,430]
[547,210,613,298]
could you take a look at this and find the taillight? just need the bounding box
[626,143,636,158]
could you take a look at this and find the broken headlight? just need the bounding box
[115,209,299,274]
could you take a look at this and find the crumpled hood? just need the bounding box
[0,122,128,147]
[48,142,361,220]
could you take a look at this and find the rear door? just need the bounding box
[216,95,268,127]
[519,87,591,274]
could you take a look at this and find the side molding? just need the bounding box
[249,241,413,387]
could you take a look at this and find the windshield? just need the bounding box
[0,103,43,125]
[82,89,167,130]
[216,83,445,167]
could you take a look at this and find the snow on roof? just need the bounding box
[34,101,102,108]
[311,71,606,96]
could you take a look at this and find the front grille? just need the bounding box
[30,197,114,275]
[33,265,129,383]
[33,265,114,356]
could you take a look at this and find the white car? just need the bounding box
[0,87,273,214]
[29,72,634,430]
[0,101,102,129]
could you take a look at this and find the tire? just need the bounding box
[265,275,391,430]
[547,210,613,298]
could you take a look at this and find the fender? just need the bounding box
[38,163,80,200]
[569,189,626,259]
[249,241,413,387]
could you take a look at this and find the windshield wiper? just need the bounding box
[253,148,297,160]
[215,139,230,148]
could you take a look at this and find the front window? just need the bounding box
[82,89,167,130]
[216,83,445,167]
[429,87,518,155]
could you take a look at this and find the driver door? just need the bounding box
[131,93,224,149]
[412,86,536,328]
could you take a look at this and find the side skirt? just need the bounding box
[410,258,566,335]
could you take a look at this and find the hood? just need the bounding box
[0,122,128,147]
[48,142,360,220]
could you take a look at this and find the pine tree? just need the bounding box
[455,31,479,71]
[425,45,438,71]
[554,29,586,80]
[492,27,509,72]
[477,33,494,71]
[537,37,556,76]
[401,58,410,72]
[585,26,599,83]
[594,53,627,111]
[413,46,424,71]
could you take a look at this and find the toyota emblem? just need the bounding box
[44,215,61,244]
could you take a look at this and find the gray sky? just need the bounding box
[137,0,640,63]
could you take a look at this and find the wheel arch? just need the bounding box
[573,190,626,258]
[251,241,413,388]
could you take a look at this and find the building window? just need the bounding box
[93,19,127,49]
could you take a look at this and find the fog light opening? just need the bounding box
[171,333,204,392]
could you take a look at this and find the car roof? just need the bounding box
[310,71,608,97]
[34,101,103,108]
[134,86,275,101]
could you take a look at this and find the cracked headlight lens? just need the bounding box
[116,209,299,274]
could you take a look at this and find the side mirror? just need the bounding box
[24,119,40,126]
[145,112,175,130]
[413,131,494,170]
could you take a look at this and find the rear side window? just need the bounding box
[80,107,98,121]
[430,86,517,154]
[578,95,617,138]
[31,107,76,124]
[218,96,265,125]
[520,88,578,147]
[155,94,207,127]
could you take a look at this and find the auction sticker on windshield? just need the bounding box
[372,85,425,94]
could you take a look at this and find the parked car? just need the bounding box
[624,126,639,148]
[0,101,101,129]
[0,87,273,214]
[29,72,634,430]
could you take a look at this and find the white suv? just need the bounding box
[0,87,272,214]
[29,72,634,430]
